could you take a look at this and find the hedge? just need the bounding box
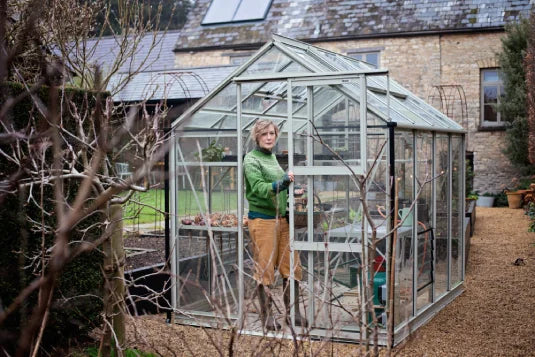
[0,82,106,354]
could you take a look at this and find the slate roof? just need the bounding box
[70,30,180,73]
[59,30,239,102]
[109,65,239,102]
[175,0,533,50]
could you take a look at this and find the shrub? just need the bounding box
[499,19,535,174]
[526,202,535,232]
[0,82,104,353]
[494,191,509,207]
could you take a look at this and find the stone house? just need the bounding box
[172,0,533,193]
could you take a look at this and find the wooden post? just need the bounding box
[101,204,125,355]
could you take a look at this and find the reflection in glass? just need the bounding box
[451,136,463,286]
[177,135,238,163]
[416,132,433,311]
[394,131,414,326]
[176,166,239,314]
[435,135,449,298]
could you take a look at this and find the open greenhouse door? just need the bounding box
[285,78,389,342]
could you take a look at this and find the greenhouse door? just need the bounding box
[286,79,375,339]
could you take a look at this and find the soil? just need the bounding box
[124,234,166,271]
[121,207,535,356]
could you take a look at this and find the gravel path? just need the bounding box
[125,207,535,356]
[395,207,535,356]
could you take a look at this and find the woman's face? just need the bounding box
[258,125,277,150]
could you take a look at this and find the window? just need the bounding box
[480,68,505,127]
[227,53,253,65]
[230,56,249,65]
[202,0,272,25]
[348,51,380,68]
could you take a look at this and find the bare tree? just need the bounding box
[0,1,173,355]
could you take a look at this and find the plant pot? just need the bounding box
[476,196,494,207]
[505,191,523,209]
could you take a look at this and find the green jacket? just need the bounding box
[244,149,288,217]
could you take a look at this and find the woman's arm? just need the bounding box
[244,157,291,198]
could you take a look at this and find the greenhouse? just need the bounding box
[168,34,465,346]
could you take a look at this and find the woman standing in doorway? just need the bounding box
[244,119,306,331]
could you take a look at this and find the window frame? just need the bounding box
[480,68,505,128]
[347,48,382,69]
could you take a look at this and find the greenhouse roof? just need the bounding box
[173,34,464,133]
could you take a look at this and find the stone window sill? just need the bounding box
[477,125,506,132]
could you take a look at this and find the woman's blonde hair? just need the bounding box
[251,119,279,145]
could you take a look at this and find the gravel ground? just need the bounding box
[123,207,535,356]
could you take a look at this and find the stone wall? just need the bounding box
[175,31,518,193]
[176,49,251,67]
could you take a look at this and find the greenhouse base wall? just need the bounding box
[171,281,462,348]
[393,283,464,346]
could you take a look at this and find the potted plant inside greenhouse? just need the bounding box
[168,34,466,348]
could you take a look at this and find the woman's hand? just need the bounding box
[287,171,295,182]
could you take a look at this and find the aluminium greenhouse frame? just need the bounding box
[168,35,466,346]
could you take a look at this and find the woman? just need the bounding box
[244,119,306,331]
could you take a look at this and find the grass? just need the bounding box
[123,189,237,225]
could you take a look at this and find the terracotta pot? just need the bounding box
[506,191,523,209]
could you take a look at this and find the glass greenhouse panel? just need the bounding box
[205,83,238,111]
[394,131,414,327]
[434,134,449,298]
[294,86,345,118]
[389,96,436,128]
[451,135,463,286]
[176,228,239,314]
[311,46,372,72]
[176,166,238,219]
[366,128,388,234]
[278,43,328,72]
[293,85,362,167]
[366,129,388,170]
[415,132,433,311]
[367,75,411,97]
[243,47,304,76]
[367,111,387,127]
[241,90,307,118]
[176,135,238,163]
[179,111,235,130]
[175,165,239,314]
[293,175,362,244]
[300,250,373,333]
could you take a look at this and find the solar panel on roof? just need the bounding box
[202,0,272,25]
[233,0,272,21]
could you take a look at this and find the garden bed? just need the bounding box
[125,234,166,271]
